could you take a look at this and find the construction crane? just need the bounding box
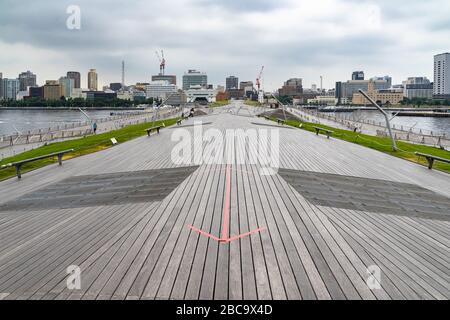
[155,50,166,75]
[256,66,264,91]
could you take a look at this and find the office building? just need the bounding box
[0,72,3,99]
[18,71,37,91]
[110,83,123,92]
[88,69,98,91]
[226,76,239,91]
[278,78,303,97]
[29,86,44,99]
[352,80,404,105]
[86,91,117,100]
[352,71,365,81]
[1,78,20,100]
[67,71,81,89]
[434,53,450,99]
[145,81,178,100]
[335,78,391,104]
[152,74,177,86]
[59,77,75,98]
[182,70,207,90]
[43,80,62,100]
[403,77,433,99]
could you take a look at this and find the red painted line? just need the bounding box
[188,225,221,242]
[221,164,232,241]
[225,227,266,243]
[187,164,266,244]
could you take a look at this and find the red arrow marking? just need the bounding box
[188,164,265,244]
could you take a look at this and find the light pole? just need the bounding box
[358,89,397,151]
[270,93,287,122]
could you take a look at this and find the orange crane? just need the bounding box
[256,66,264,91]
[155,50,166,75]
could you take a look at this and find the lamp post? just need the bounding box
[270,93,287,122]
[358,89,397,151]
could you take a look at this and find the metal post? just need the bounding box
[270,93,287,122]
[358,90,397,151]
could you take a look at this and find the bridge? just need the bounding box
[0,101,448,300]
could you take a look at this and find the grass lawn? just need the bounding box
[209,100,230,108]
[266,116,450,173]
[0,117,178,181]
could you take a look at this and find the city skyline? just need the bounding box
[0,0,449,90]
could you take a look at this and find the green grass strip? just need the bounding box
[0,117,178,181]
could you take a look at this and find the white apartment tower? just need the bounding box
[434,53,450,97]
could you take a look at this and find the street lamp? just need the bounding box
[358,89,397,151]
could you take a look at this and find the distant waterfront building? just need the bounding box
[18,71,37,91]
[371,76,392,88]
[278,78,303,97]
[152,74,177,86]
[185,85,217,103]
[87,69,98,91]
[0,72,3,99]
[434,53,450,99]
[226,76,239,91]
[335,78,391,104]
[164,91,187,106]
[67,71,81,89]
[403,77,433,99]
[145,81,178,100]
[29,86,44,99]
[59,77,75,98]
[352,71,365,81]
[307,96,338,106]
[43,80,62,100]
[1,78,20,100]
[109,83,123,92]
[182,70,207,90]
[352,80,404,105]
[86,91,117,100]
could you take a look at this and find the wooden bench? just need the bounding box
[415,152,450,170]
[145,126,162,136]
[313,126,334,139]
[277,118,286,125]
[1,149,74,179]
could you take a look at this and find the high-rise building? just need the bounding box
[403,77,433,99]
[152,74,177,86]
[88,69,98,91]
[67,71,81,89]
[226,76,239,91]
[43,80,62,100]
[18,70,37,91]
[352,71,364,81]
[182,70,207,90]
[1,78,20,100]
[434,53,450,98]
[145,81,178,100]
[59,77,75,98]
[0,72,3,99]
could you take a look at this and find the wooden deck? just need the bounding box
[0,103,448,300]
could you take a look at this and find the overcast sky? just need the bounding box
[0,0,449,91]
